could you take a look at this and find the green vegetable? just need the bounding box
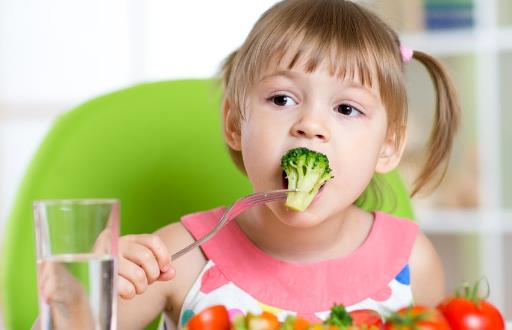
[279,315,296,330]
[281,147,333,211]
[324,304,353,328]
[232,314,248,330]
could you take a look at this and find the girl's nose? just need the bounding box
[290,112,330,142]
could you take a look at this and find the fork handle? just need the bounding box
[170,209,232,261]
[171,240,201,260]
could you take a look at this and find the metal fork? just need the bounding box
[171,189,296,260]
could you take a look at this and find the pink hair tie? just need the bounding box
[400,44,414,63]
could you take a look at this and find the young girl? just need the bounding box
[117,0,460,329]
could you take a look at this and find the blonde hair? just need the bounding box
[219,0,460,197]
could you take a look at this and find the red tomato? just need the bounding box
[187,305,230,330]
[349,309,384,328]
[437,296,505,330]
[384,305,451,330]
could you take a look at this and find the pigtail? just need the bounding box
[410,50,461,196]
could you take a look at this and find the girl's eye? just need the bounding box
[336,103,363,117]
[269,94,297,107]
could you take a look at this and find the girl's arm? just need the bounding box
[117,222,207,329]
[409,230,446,306]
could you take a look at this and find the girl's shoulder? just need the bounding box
[376,211,444,305]
[408,227,445,305]
[154,221,195,255]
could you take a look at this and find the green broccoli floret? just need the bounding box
[324,304,353,329]
[280,147,333,211]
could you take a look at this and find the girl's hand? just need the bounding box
[118,234,175,299]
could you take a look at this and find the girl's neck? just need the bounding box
[236,205,374,263]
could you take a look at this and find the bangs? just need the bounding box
[246,0,402,91]
[263,29,378,88]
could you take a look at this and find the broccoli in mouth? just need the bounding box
[280,147,333,211]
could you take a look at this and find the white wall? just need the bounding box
[0,0,280,244]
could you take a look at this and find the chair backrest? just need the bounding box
[0,79,414,330]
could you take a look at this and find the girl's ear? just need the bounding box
[222,98,242,151]
[375,131,407,173]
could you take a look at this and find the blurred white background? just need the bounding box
[1,0,511,327]
[0,0,279,245]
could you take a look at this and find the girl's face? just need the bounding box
[225,59,401,228]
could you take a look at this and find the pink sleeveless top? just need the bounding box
[162,208,418,329]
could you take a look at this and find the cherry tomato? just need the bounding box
[187,305,230,330]
[384,305,451,330]
[349,309,384,328]
[437,296,505,330]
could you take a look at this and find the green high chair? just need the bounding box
[0,79,414,330]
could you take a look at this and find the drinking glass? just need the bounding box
[34,199,119,330]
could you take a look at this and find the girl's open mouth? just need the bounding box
[281,170,288,189]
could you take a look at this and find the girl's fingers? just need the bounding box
[124,234,171,272]
[120,242,160,284]
[118,257,148,295]
[157,267,176,282]
[118,275,136,299]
